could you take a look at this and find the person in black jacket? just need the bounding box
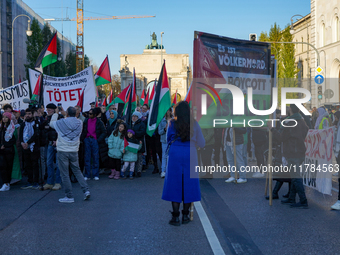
[270,104,309,208]
[224,127,247,183]
[106,110,118,137]
[81,108,107,180]
[0,112,16,191]
[20,108,41,189]
[42,104,64,190]
[127,111,146,177]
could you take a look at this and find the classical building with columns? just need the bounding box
[291,0,340,108]
[119,35,191,104]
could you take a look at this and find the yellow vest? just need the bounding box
[318,117,327,129]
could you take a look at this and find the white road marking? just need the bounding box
[194,201,226,255]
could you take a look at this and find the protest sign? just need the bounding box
[193,31,272,128]
[0,81,30,110]
[303,128,334,195]
[29,67,96,112]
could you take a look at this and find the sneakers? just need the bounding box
[290,202,308,209]
[129,171,134,180]
[225,177,236,183]
[120,171,126,179]
[84,177,89,181]
[84,191,91,200]
[52,183,61,190]
[237,178,247,184]
[59,197,75,203]
[331,200,340,210]
[252,172,265,178]
[21,183,33,189]
[0,184,10,191]
[161,172,166,178]
[31,183,40,189]
[94,177,99,181]
[43,184,54,190]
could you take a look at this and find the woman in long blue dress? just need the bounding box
[162,101,205,226]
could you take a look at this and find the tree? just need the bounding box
[97,74,121,99]
[25,18,42,70]
[65,51,76,76]
[259,23,299,103]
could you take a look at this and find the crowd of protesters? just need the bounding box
[1,102,340,213]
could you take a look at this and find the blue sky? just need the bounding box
[24,0,311,75]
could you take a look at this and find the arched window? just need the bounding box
[301,37,304,52]
[335,17,339,42]
[320,23,326,47]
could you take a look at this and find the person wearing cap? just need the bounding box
[0,112,16,191]
[90,102,96,110]
[126,111,146,177]
[80,107,107,180]
[41,103,64,191]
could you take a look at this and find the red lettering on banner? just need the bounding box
[69,89,76,101]
[62,90,68,101]
[47,90,53,101]
[54,89,61,102]
[75,88,82,99]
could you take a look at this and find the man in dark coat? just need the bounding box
[20,108,41,189]
[271,104,309,208]
[81,107,107,180]
[127,111,146,177]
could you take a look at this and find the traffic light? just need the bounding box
[249,33,257,41]
[318,85,322,99]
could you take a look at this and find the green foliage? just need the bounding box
[97,74,121,99]
[25,18,42,70]
[259,22,299,103]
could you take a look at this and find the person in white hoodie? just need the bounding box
[49,107,90,203]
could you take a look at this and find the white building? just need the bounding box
[291,0,340,107]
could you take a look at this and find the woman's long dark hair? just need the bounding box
[333,111,340,126]
[173,101,193,142]
[113,123,127,139]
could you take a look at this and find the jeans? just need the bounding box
[47,145,61,185]
[84,138,99,178]
[225,144,246,179]
[58,151,89,198]
[161,143,168,173]
[243,143,248,167]
[288,157,307,203]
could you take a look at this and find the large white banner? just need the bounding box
[0,81,30,110]
[29,67,96,112]
[303,128,334,195]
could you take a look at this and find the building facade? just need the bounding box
[119,47,191,103]
[291,0,340,107]
[0,0,75,89]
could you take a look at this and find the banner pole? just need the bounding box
[232,128,237,183]
[268,115,273,206]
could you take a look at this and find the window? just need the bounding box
[335,17,339,42]
[320,23,326,47]
[301,37,304,52]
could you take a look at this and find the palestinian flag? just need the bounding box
[34,32,57,73]
[102,96,107,107]
[172,89,178,106]
[124,137,140,154]
[76,86,86,110]
[95,56,112,86]
[144,88,149,106]
[146,62,171,137]
[124,69,137,125]
[140,88,146,106]
[148,80,156,107]
[31,73,42,102]
[185,81,192,107]
[106,84,131,110]
[108,89,113,105]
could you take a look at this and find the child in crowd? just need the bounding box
[158,108,172,178]
[121,129,142,180]
[108,123,127,179]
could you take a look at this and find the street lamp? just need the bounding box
[160,32,164,67]
[12,14,32,86]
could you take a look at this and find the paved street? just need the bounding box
[1,168,340,255]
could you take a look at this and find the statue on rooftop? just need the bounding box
[145,32,164,49]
